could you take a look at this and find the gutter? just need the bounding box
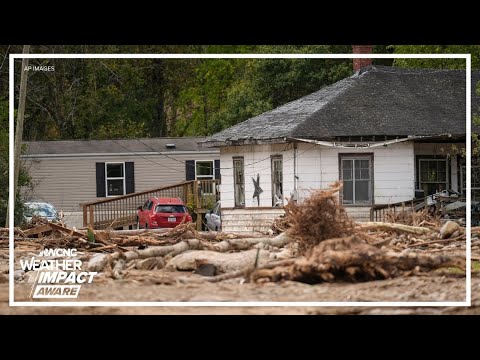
[288,134,456,149]
[21,150,220,159]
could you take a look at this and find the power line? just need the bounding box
[110,139,185,174]
[135,138,292,170]
[112,138,319,183]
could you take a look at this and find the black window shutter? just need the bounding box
[214,159,220,180]
[96,162,106,197]
[186,160,195,180]
[125,162,135,194]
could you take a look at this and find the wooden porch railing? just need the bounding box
[81,180,220,230]
[370,197,429,222]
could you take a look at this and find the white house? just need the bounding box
[202,65,478,233]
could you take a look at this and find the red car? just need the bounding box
[137,197,192,229]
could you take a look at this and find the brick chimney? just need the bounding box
[352,45,373,72]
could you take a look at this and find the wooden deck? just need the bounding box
[81,180,219,230]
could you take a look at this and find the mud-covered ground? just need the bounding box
[1,250,478,315]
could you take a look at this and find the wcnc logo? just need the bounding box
[21,248,97,299]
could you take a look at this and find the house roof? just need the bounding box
[23,137,213,156]
[202,66,478,147]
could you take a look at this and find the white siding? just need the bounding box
[220,141,417,228]
[296,142,416,205]
[218,140,465,231]
[220,144,293,208]
[222,208,285,233]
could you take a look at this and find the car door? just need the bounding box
[139,200,150,226]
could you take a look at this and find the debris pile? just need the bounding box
[280,182,354,253]
[5,182,472,288]
[383,208,441,227]
[252,235,465,284]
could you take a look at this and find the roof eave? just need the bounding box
[199,137,289,148]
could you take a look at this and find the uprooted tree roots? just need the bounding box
[251,235,466,284]
[11,181,468,289]
[285,182,354,254]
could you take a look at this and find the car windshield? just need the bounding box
[25,203,57,217]
[155,205,186,213]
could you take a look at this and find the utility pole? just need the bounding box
[6,45,30,228]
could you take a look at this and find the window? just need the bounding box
[106,163,125,196]
[195,161,214,180]
[340,155,372,205]
[233,157,245,207]
[418,159,447,196]
[155,205,187,213]
[143,200,154,211]
[461,165,480,201]
[96,162,134,197]
[271,155,283,207]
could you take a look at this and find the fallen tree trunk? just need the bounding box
[87,232,294,273]
[357,222,435,235]
[210,232,293,252]
[121,239,203,262]
[408,234,465,248]
[203,258,296,283]
[252,235,465,284]
[85,228,171,236]
[166,248,271,273]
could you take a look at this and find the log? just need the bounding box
[23,224,52,237]
[94,228,171,236]
[204,258,296,282]
[48,222,86,238]
[141,233,293,257]
[210,232,293,252]
[408,234,465,248]
[357,222,435,235]
[87,253,111,272]
[87,232,294,273]
[113,258,126,279]
[166,248,271,273]
[252,239,465,284]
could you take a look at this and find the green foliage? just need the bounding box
[392,45,480,69]
[172,45,352,135]
[392,45,480,159]
[1,44,479,164]
[0,98,31,226]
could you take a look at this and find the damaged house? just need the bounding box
[202,64,479,233]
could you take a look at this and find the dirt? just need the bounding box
[1,214,477,315]
[1,253,478,314]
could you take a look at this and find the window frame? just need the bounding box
[271,155,283,207]
[233,156,245,208]
[339,154,374,206]
[194,160,215,180]
[105,162,126,197]
[417,157,449,196]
